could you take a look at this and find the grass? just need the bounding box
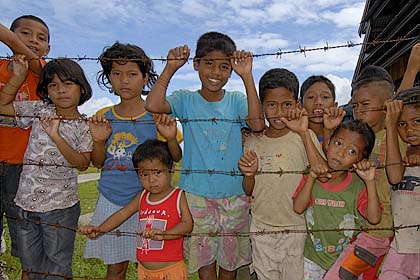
[0,179,199,279]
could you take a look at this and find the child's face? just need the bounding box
[137,159,173,196]
[109,62,148,100]
[13,18,50,57]
[352,84,388,133]
[397,105,420,146]
[194,50,231,96]
[302,82,334,124]
[47,74,81,109]
[263,87,296,136]
[327,128,365,170]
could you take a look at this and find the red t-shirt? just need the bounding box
[137,188,184,262]
[0,58,45,164]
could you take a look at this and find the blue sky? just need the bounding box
[0,0,366,116]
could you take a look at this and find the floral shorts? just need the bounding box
[183,193,251,273]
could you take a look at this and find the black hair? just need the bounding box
[330,119,375,160]
[258,68,299,103]
[10,15,50,42]
[394,87,420,109]
[195,32,236,59]
[36,58,92,105]
[97,42,158,95]
[300,75,336,102]
[351,65,394,98]
[132,139,173,170]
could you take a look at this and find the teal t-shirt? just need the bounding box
[303,172,366,270]
[167,89,247,198]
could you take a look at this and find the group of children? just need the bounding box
[0,14,419,280]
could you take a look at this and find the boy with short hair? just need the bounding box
[238,68,324,280]
[145,32,264,279]
[325,65,406,279]
[0,15,50,264]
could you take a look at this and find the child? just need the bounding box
[325,66,406,279]
[0,58,92,278]
[292,120,381,279]
[145,31,265,279]
[381,87,420,279]
[79,139,193,280]
[85,42,182,280]
[238,68,324,280]
[0,15,50,260]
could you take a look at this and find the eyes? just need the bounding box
[47,80,76,90]
[305,94,332,101]
[19,30,47,42]
[204,60,231,71]
[265,102,293,109]
[138,170,165,178]
[333,140,358,156]
[110,71,140,77]
[398,119,420,128]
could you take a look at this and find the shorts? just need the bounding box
[138,260,187,280]
[0,163,22,256]
[184,193,251,273]
[304,257,326,280]
[84,193,137,264]
[17,203,80,279]
[250,219,306,280]
[324,232,391,279]
[379,247,420,279]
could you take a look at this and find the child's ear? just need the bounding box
[193,58,199,71]
[43,44,51,56]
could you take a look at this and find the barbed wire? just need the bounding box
[0,37,416,63]
[0,160,413,176]
[5,214,418,239]
[0,103,415,125]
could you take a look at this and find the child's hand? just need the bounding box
[280,108,309,134]
[384,100,403,129]
[142,228,165,241]
[231,50,252,78]
[323,105,345,130]
[11,54,28,84]
[166,45,190,72]
[78,226,103,238]
[309,163,331,179]
[238,151,258,177]
[41,115,61,138]
[353,159,376,182]
[404,154,420,167]
[88,115,112,142]
[154,114,177,141]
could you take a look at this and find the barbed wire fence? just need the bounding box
[0,36,419,279]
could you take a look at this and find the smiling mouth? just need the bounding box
[208,78,220,84]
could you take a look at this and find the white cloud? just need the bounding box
[321,2,365,28]
[326,74,352,106]
[79,97,115,116]
[235,33,289,52]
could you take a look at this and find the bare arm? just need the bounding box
[145,45,190,114]
[396,43,419,94]
[88,114,112,168]
[293,175,315,214]
[41,116,91,170]
[79,192,141,238]
[0,24,44,75]
[230,51,264,132]
[385,100,405,184]
[354,160,381,224]
[154,114,182,162]
[238,151,258,196]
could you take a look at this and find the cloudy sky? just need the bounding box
[0,0,367,116]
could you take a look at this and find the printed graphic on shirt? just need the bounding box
[137,215,167,255]
[392,176,420,191]
[104,132,138,171]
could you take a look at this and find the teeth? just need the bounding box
[313,109,323,114]
[208,78,219,83]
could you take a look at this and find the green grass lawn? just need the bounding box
[0,179,199,279]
